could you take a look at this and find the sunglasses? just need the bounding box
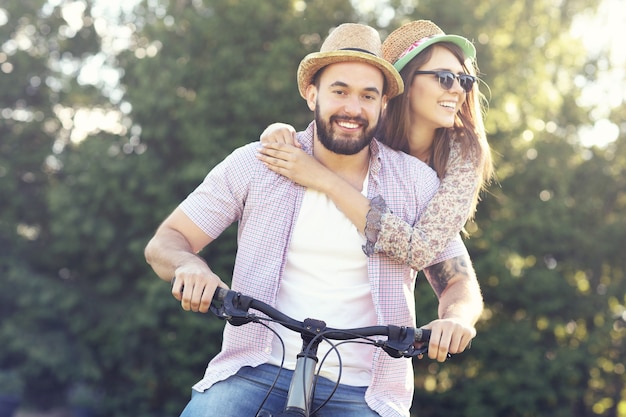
[413,70,477,93]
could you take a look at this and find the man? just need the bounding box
[144,23,482,417]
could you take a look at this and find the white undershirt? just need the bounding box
[268,175,376,386]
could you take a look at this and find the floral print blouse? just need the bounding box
[363,139,479,271]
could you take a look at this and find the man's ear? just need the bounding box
[305,84,317,111]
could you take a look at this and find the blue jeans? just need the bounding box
[179,363,380,417]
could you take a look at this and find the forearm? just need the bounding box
[438,279,483,325]
[371,141,480,270]
[322,174,472,272]
[144,227,209,282]
[145,208,226,313]
[424,254,483,326]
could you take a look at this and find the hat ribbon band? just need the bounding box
[397,36,435,61]
[340,47,376,56]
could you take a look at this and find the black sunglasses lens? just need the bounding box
[437,72,456,90]
[459,75,475,92]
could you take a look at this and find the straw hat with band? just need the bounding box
[382,20,476,73]
[297,23,404,100]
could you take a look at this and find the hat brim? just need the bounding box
[393,34,476,72]
[298,50,404,99]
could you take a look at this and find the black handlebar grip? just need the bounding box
[213,287,230,302]
[414,328,431,343]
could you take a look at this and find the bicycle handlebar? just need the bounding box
[210,287,430,359]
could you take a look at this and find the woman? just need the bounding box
[257,20,493,270]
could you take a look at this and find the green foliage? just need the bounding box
[1,0,624,415]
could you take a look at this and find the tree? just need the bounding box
[0,0,104,409]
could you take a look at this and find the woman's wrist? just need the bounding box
[362,195,387,256]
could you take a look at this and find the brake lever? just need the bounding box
[404,344,429,358]
[381,326,417,358]
[380,326,451,359]
[209,289,258,326]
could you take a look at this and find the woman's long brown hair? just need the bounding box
[378,42,493,218]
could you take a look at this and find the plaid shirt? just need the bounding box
[180,122,466,417]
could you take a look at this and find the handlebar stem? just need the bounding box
[284,355,317,415]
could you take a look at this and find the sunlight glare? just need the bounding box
[571,0,625,148]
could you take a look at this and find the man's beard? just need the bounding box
[315,103,379,155]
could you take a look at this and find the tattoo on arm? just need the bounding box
[424,255,470,297]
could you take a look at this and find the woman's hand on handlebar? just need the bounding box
[420,318,476,362]
[171,264,229,313]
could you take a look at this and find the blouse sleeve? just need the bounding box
[362,140,479,270]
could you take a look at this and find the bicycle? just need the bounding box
[202,286,433,417]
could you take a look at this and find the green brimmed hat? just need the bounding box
[297,23,404,99]
[382,20,476,72]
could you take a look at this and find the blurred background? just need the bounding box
[1,0,625,416]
